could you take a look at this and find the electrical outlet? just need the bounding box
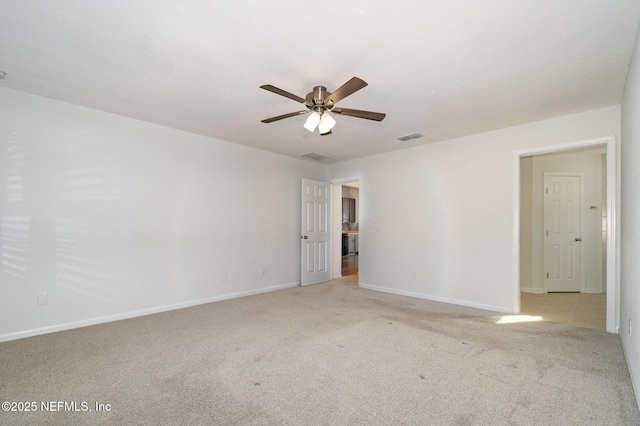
[261,268,267,276]
[411,271,416,279]
[221,271,227,281]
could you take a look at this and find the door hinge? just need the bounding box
[546,230,548,236]
[546,272,549,279]
[545,187,548,194]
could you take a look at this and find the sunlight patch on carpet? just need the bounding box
[495,315,543,324]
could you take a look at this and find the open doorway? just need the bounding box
[330,180,360,282]
[340,181,359,277]
[515,136,618,333]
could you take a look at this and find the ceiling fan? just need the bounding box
[260,77,385,135]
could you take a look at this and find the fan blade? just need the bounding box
[325,77,368,106]
[261,110,308,123]
[332,108,386,122]
[260,85,307,104]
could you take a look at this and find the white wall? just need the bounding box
[327,105,620,313]
[519,156,534,291]
[521,149,606,293]
[0,87,325,341]
[620,25,640,410]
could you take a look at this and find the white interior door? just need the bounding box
[301,179,331,286]
[543,173,583,292]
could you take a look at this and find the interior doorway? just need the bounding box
[330,180,360,282]
[340,181,359,277]
[516,137,617,333]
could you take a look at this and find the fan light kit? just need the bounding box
[260,77,385,136]
[304,111,336,134]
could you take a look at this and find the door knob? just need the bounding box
[302,236,309,239]
[575,237,582,242]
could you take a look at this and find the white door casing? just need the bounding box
[301,179,331,286]
[543,173,584,292]
[514,135,617,333]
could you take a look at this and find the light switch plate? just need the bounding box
[38,293,48,305]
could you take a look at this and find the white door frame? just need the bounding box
[330,178,361,285]
[513,135,619,333]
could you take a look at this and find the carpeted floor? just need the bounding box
[1,276,638,425]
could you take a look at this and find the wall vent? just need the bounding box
[300,152,331,161]
[397,133,424,141]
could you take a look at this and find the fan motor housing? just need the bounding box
[306,86,331,109]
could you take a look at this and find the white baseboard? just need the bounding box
[620,336,640,416]
[521,287,604,294]
[359,283,513,314]
[0,282,299,343]
[521,287,546,293]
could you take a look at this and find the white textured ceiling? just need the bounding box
[1,1,639,163]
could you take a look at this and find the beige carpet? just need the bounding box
[1,276,638,425]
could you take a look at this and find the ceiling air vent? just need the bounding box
[397,133,424,142]
[300,152,331,161]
